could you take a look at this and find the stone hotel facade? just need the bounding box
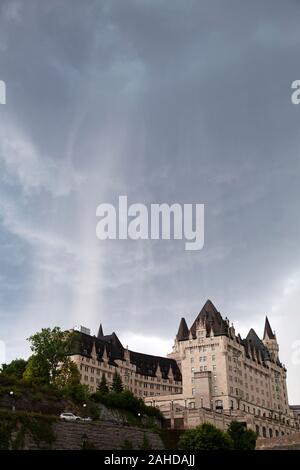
[70,299,299,437]
[70,324,182,398]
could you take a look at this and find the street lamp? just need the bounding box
[9,391,15,412]
[83,403,87,418]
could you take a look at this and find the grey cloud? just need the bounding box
[0,0,299,402]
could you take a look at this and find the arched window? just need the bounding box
[215,400,223,410]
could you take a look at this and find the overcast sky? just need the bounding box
[0,0,299,403]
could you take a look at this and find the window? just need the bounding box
[192,388,196,396]
[212,355,216,361]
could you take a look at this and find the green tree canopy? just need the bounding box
[53,358,81,389]
[112,370,123,393]
[1,358,27,379]
[23,355,50,384]
[178,423,233,450]
[227,421,257,450]
[23,327,79,385]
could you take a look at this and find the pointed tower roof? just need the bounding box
[176,317,189,341]
[97,324,104,338]
[190,299,228,338]
[263,316,275,340]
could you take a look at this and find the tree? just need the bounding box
[23,355,50,384]
[1,359,27,379]
[53,358,81,389]
[24,327,79,385]
[178,423,233,450]
[227,421,257,450]
[98,373,109,394]
[112,370,123,393]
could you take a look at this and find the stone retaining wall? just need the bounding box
[256,432,300,450]
[21,421,164,450]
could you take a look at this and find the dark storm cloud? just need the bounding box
[0,0,299,401]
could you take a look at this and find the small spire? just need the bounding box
[97,323,104,338]
[176,317,189,341]
[263,317,275,340]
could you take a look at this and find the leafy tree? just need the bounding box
[53,359,80,389]
[23,355,50,385]
[178,423,233,450]
[1,359,27,379]
[66,383,90,403]
[98,373,109,394]
[24,327,79,385]
[112,370,123,393]
[227,421,257,450]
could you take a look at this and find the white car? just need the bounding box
[81,416,92,422]
[60,412,81,421]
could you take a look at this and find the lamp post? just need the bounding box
[9,391,15,412]
[83,403,87,418]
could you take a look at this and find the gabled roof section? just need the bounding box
[176,317,189,341]
[263,316,275,340]
[73,329,182,381]
[244,328,271,363]
[129,350,182,381]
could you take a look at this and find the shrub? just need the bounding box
[178,423,233,450]
[92,389,163,421]
[64,383,89,403]
[227,421,257,450]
